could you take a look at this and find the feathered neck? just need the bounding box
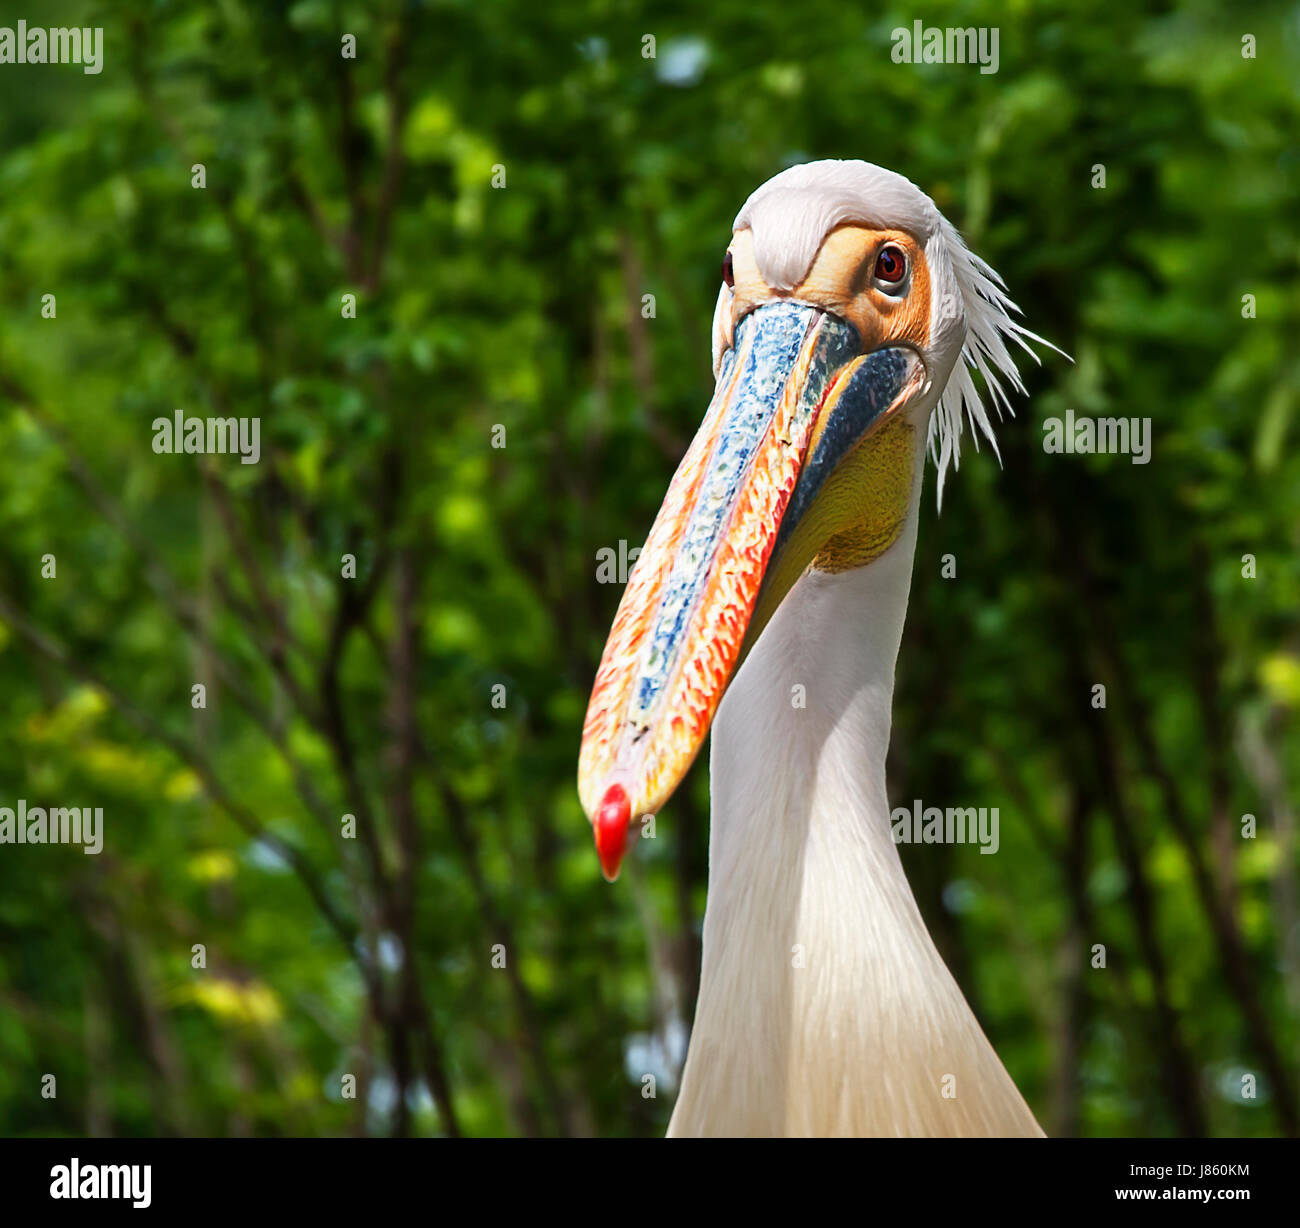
[667,486,1041,1137]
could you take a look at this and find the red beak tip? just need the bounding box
[594,783,631,882]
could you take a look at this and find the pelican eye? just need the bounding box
[722,250,734,288]
[872,244,907,291]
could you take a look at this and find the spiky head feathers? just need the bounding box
[724,159,1056,503]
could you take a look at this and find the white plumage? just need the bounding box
[582,160,1055,1136]
[670,161,1050,1136]
[726,159,1062,502]
[669,507,1043,1135]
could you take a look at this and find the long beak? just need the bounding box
[578,300,924,879]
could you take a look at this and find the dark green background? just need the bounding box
[0,0,1297,1136]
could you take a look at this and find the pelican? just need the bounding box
[578,160,1058,1136]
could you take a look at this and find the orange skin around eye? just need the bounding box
[722,225,932,355]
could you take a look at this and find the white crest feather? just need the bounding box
[733,159,1065,507]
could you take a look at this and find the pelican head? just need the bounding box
[579,159,1050,879]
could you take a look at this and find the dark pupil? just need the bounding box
[722,251,734,287]
[879,250,899,276]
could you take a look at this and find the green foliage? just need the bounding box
[0,0,1297,1136]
